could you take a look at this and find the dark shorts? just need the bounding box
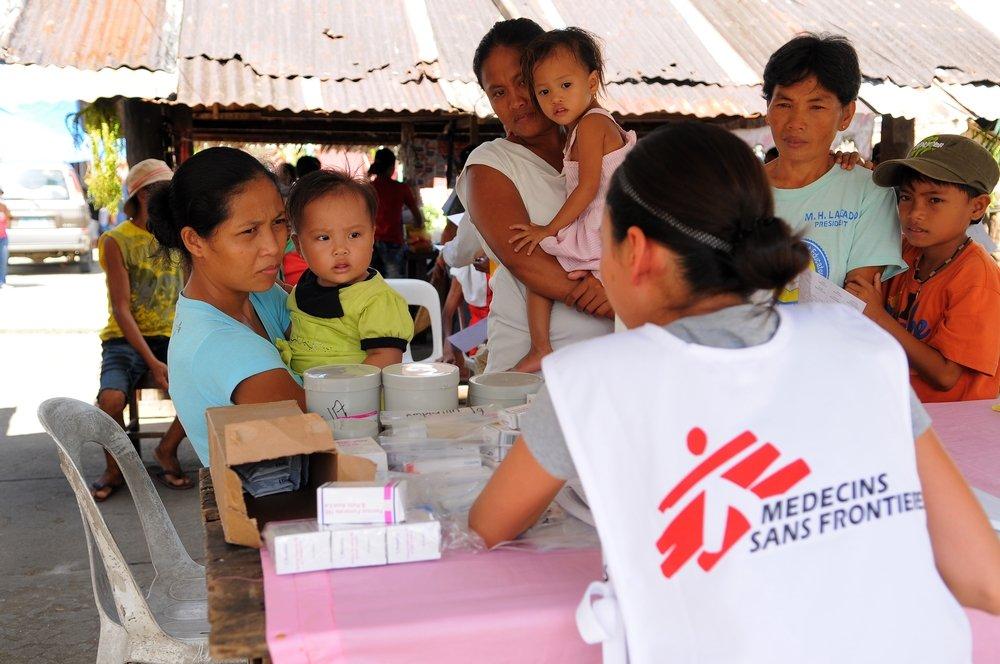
[98,336,170,397]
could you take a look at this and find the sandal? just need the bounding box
[91,480,124,503]
[150,466,194,491]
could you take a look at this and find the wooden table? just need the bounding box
[200,469,270,663]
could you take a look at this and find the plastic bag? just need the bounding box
[380,406,500,440]
[400,468,493,552]
[378,436,485,473]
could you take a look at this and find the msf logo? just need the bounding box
[656,427,810,578]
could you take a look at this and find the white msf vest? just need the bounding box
[543,304,970,664]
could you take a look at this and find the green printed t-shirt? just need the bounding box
[773,166,906,298]
[99,221,182,341]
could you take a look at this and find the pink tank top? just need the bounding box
[538,108,636,273]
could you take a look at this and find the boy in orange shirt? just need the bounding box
[847,135,999,402]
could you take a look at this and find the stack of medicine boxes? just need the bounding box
[264,438,442,575]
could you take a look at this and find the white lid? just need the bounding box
[382,362,460,391]
[469,371,543,399]
[303,364,381,392]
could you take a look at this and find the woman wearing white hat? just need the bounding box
[91,159,191,501]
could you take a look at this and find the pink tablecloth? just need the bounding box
[263,400,1000,663]
[925,399,1000,497]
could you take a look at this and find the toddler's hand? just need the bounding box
[831,150,873,171]
[845,272,884,318]
[508,223,552,256]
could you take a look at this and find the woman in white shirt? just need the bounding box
[455,19,614,372]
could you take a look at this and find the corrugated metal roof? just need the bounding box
[937,82,1000,120]
[2,0,998,120]
[176,56,453,114]
[605,82,765,118]
[510,0,744,85]
[424,0,503,84]
[178,0,426,81]
[692,0,1000,87]
[0,0,180,71]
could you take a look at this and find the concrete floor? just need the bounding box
[0,259,205,663]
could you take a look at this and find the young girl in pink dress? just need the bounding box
[509,28,635,372]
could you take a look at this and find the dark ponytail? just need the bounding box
[147,147,277,263]
[605,123,808,299]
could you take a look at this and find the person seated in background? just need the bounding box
[91,159,190,501]
[763,33,905,297]
[278,169,413,374]
[848,135,1000,402]
[438,213,492,373]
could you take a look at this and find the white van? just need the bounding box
[1,161,97,272]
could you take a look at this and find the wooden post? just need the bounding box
[445,120,456,187]
[880,115,915,161]
[469,113,479,145]
[122,99,168,166]
[167,105,194,167]
[399,121,416,183]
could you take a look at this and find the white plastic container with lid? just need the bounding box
[303,364,382,438]
[381,363,460,414]
[468,371,543,408]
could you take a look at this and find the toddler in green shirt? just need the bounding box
[278,169,413,375]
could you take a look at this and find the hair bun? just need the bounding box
[730,215,809,292]
[146,183,182,251]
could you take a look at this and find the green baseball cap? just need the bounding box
[873,134,999,195]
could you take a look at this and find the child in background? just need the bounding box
[847,135,1000,402]
[763,34,905,297]
[278,170,413,374]
[507,28,635,372]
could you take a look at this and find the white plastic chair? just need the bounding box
[37,397,237,663]
[386,278,444,363]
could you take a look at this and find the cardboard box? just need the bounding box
[264,511,442,575]
[317,480,407,525]
[206,401,377,548]
[332,437,389,475]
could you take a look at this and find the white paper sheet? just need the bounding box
[797,269,867,313]
[447,318,488,353]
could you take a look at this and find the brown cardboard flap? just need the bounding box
[337,454,378,481]
[224,413,334,465]
[205,400,377,549]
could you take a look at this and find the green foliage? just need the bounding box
[72,102,123,216]
[421,203,444,230]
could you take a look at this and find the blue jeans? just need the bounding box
[0,235,8,285]
[373,241,405,279]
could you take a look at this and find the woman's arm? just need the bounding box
[232,368,306,411]
[916,426,1000,613]
[403,184,425,229]
[464,164,612,318]
[469,437,566,548]
[103,237,170,389]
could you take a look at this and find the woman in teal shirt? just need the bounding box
[148,147,305,464]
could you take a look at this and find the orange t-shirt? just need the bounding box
[884,240,1000,402]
